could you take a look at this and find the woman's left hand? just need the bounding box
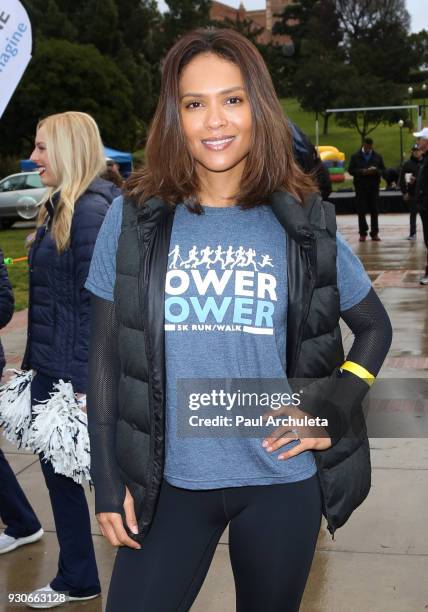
[75,392,87,413]
[262,405,332,459]
[263,435,332,460]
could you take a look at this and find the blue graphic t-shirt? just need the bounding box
[86,197,372,489]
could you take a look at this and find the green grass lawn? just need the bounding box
[281,97,422,185]
[0,228,31,311]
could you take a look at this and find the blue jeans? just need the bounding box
[32,373,100,597]
[0,448,41,538]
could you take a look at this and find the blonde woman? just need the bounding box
[21,112,120,607]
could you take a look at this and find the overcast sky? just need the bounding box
[157,0,428,33]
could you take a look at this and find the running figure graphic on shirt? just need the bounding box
[168,245,272,271]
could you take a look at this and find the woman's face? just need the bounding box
[30,125,58,187]
[179,53,252,177]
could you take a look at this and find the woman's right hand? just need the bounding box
[96,486,141,549]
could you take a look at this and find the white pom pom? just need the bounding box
[0,370,34,449]
[28,380,91,484]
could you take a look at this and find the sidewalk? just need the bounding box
[1,213,427,611]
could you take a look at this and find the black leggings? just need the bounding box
[106,475,322,612]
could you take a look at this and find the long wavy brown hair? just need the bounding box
[124,28,316,210]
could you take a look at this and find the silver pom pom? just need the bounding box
[0,370,34,449]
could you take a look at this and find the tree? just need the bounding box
[280,0,416,140]
[276,1,344,133]
[347,18,417,85]
[14,0,162,148]
[0,39,138,156]
[333,72,405,139]
[273,0,320,57]
[293,45,353,134]
[210,16,264,46]
[162,0,212,46]
[335,0,410,39]
[24,0,77,40]
[408,30,428,72]
[78,0,120,55]
[259,44,294,98]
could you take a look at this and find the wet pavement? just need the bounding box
[1,213,427,611]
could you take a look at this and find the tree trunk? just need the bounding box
[322,113,329,135]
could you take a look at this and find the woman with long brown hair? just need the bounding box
[86,29,391,611]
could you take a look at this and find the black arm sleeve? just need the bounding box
[298,287,392,445]
[341,287,392,377]
[87,294,126,514]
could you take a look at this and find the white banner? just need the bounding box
[0,0,32,118]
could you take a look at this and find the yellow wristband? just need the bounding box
[340,361,375,386]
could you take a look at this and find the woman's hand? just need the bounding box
[96,486,141,549]
[75,392,87,413]
[262,405,332,459]
[263,434,332,460]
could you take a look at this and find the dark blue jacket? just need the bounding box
[22,178,120,393]
[0,247,15,375]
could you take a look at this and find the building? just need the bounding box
[210,0,292,45]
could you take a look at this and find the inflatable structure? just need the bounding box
[317,146,346,183]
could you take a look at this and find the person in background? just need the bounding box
[413,128,428,284]
[399,144,423,241]
[0,247,14,380]
[0,247,44,555]
[383,167,399,190]
[313,150,333,201]
[101,158,124,189]
[21,111,120,608]
[289,122,332,200]
[348,137,386,242]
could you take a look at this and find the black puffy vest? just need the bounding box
[114,192,370,542]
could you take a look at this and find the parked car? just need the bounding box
[0,172,46,229]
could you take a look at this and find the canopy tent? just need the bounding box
[103,146,133,175]
[20,146,133,176]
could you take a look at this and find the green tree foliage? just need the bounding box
[333,73,405,139]
[346,18,416,85]
[210,16,264,45]
[259,44,294,98]
[23,0,77,40]
[286,1,344,134]
[276,0,417,138]
[78,0,120,55]
[408,31,428,79]
[162,0,212,46]
[335,0,410,39]
[19,0,159,149]
[293,46,352,134]
[0,39,137,156]
[332,0,414,137]
[273,0,319,57]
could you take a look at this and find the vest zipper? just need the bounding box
[136,220,155,538]
[291,237,336,538]
[304,237,336,538]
